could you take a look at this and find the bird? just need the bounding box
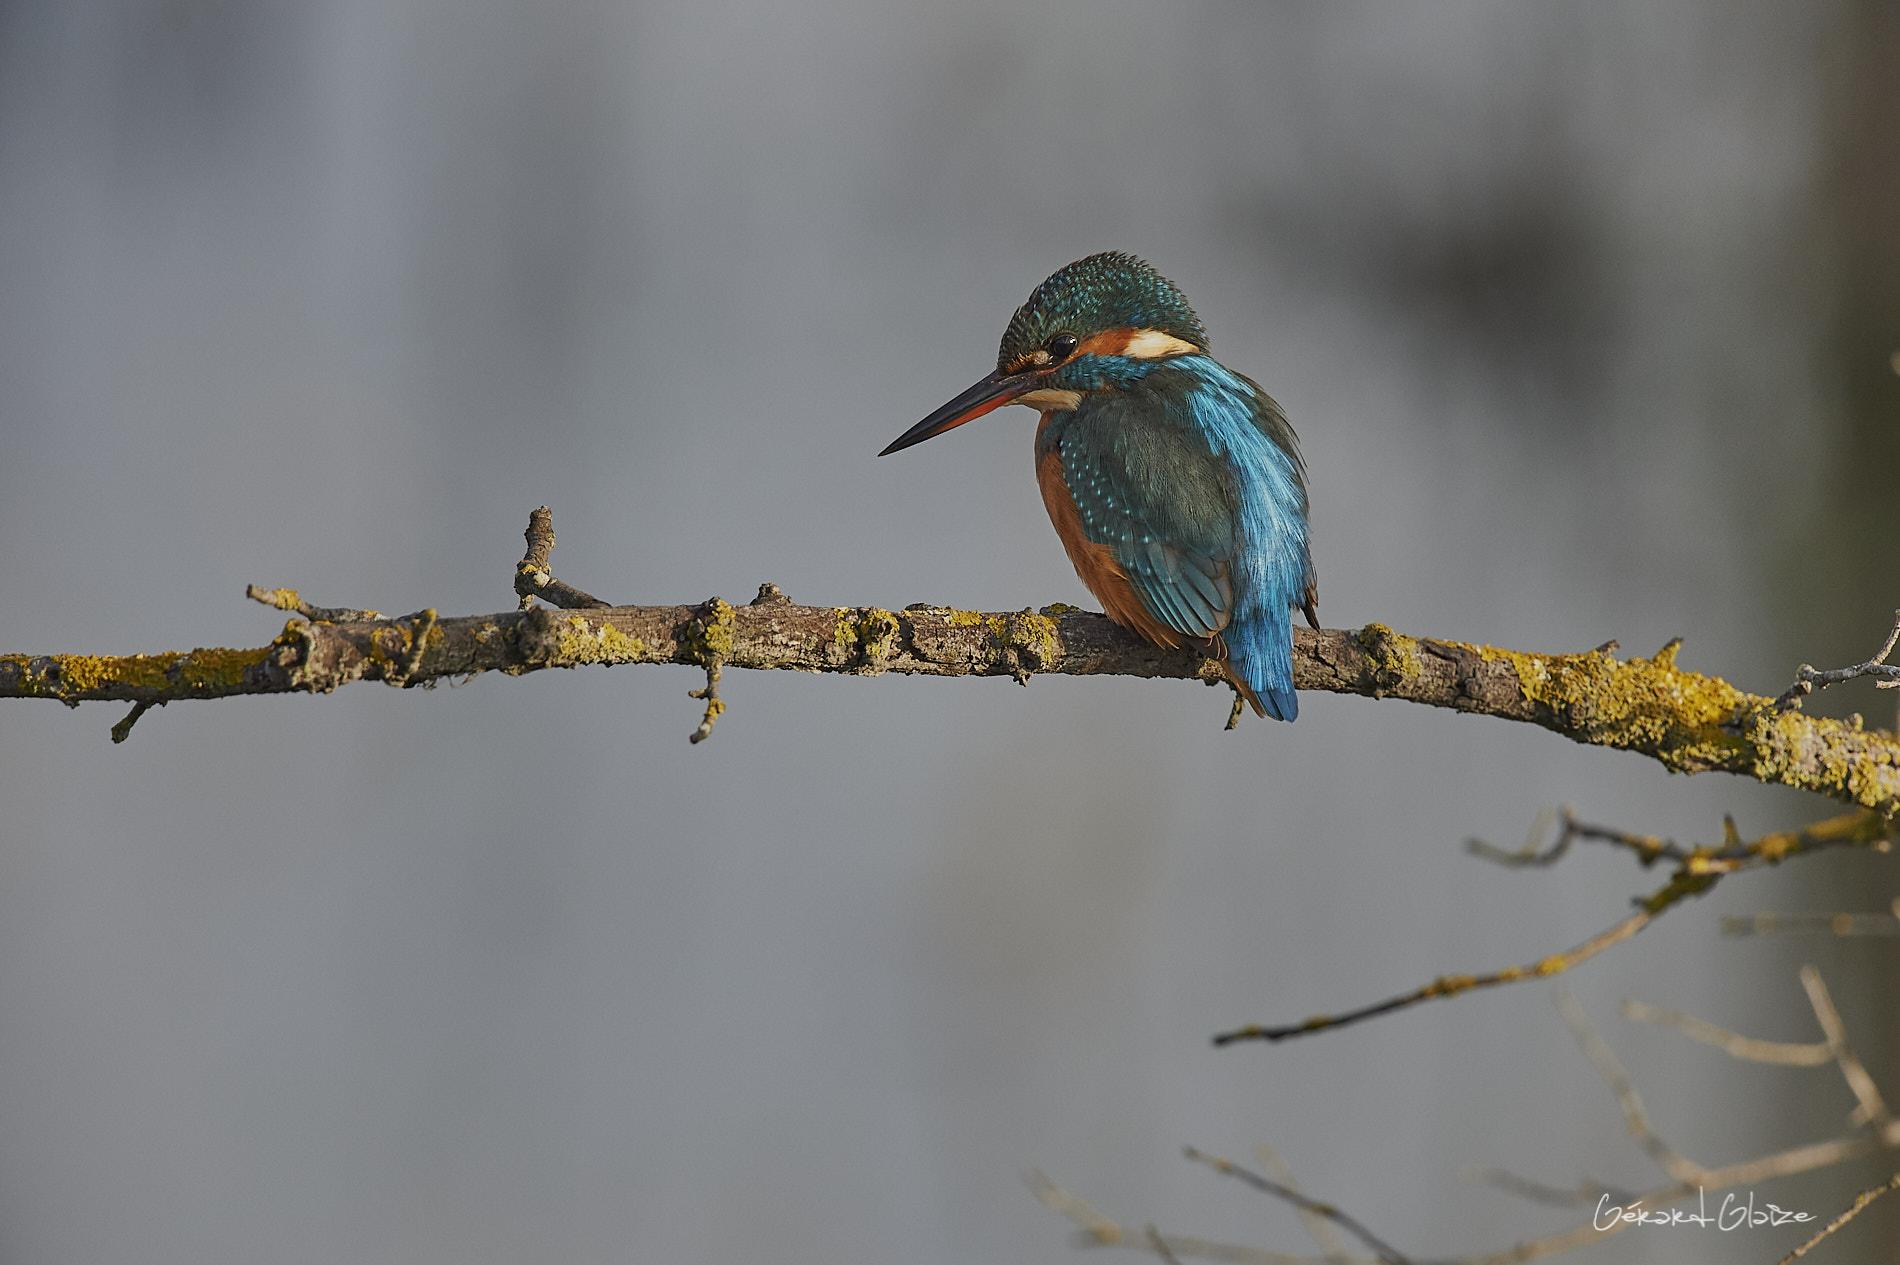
[879,251,1316,721]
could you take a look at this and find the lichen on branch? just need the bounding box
[0,508,1896,817]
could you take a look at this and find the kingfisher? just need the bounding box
[879,252,1316,721]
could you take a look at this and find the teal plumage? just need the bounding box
[1002,252,1207,361]
[882,253,1317,722]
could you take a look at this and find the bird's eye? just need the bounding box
[1045,332,1079,361]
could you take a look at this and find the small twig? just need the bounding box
[1799,966,1890,1129]
[1031,1169,1367,1264]
[1255,1145,1351,1264]
[245,585,380,623]
[1722,909,1900,937]
[1038,1114,1900,1265]
[1777,1171,1900,1263]
[688,661,723,743]
[1776,609,1900,710]
[1182,1148,1410,1265]
[1026,1171,1133,1249]
[1461,1131,1895,1265]
[684,598,735,744]
[1213,898,1659,1046]
[1146,1225,1185,1265]
[1216,809,1877,1044]
[1553,988,1707,1185]
[109,698,163,743]
[1468,806,1675,867]
[1619,998,1833,1066]
[514,506,611,611]
[1471,808,1889,872]
[1458,1166,1632,1210]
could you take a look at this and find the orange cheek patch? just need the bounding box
[1074,328,1201,359]
[1076,329,1136,358]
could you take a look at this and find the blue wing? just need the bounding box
[1047,358,1313,720]
[1052,401,1238,642]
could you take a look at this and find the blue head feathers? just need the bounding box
[998,252,1207,370]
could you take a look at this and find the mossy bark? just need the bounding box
[4,602,1897,816]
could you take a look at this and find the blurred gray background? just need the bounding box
[1,2,1896,1263]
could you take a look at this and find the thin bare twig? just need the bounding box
[108,698,162,743]
[1799,966,1890,1129]
[1619,998,1833,1066]
[1471,809,1890,873]
[1030,1172,1310,1264]
[1044,1126,1896,1265]
[1146,1225,1185,1265]
[1220,807,1891,1046]
[1055,979,1900,1265]
[1553,989,1706,1184]
[683,598,734,744]
[1777,1171,1900,1263]
[1722,908,1900,937]
[1182,1148,1409,1265]
[1212,896,1661,1046]
[1028,1170,1127,1248]
[513,505,611,611]
[1255,1145,1352,1264]
[1457,1166,1633,1210]
[1467,806,1673,867]
[1775,609,1900,709]
[245,584,381,623]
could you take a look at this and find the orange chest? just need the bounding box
[1032,417,1182,649]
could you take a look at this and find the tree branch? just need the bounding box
[1044,979,1900,1265]
[2,508,1898,817]
[1777,1171,1900,1264]
[1181,1148,1410,1265]
[1211,809,1892,1046]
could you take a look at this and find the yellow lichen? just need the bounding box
[828,607,905,671]
[1640,870,1719,913]
[699,599,736,657]
[0,645,271,700]
[174,646,272,692]
[555,616,647,666]
[854,608,901,666]
[681,599,736,667]
[1744,706,1900,809]
[998,608,1062,669]
[1459,640,1757,772]
[251,587,304,612]
[940,607,1062,671]
[1355,623,1423,692]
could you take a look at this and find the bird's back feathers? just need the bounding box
[1037,356,1312,720]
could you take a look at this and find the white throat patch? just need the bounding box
[1015,387,1083,411]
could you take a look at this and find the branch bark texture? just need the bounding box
[5,594,1899,815]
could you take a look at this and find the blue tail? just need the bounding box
[1228,607,1297,722]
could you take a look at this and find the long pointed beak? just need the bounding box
[878,369,1036,456]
